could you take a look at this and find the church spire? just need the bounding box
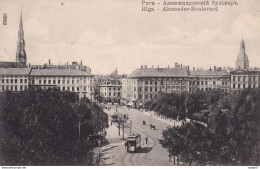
[236,38,249,70]
[16,10,27,68]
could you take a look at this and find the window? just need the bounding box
[20,86,23,90]
[150,87,152,92]
[109,92,111,96]
[44,80,46,84]
[77,80,79,84]
[161,81,163,85]
[197,81,199,85]
[201,81,204,85]
[233,84,235,89]
[15,79,17,83]
[238,76,241,81]
[67,80,70,84]
[11,79,13,83]
[249,77,251,81]
[25,79,27,84]
[53,80,56,84]
[213,81,216,85]
[253,84,255,88]
[155,87,157,91]
[6,79,9,83]
[139,94,142,99]
[238,84,240,89]
[150,81,152,85]
[139,87,142,92]
[145,81,148,85]
[243,76,246,81]
[58,80,60,84]
[248,84,251,88]
[15,86,17,91]
[77,87,79,91]
[205,81,208,85]
[155,81,157,85]
[253,77,256,81]
[32,80,35,84]
[145,95,148,99]
[145,87,148,92]
[72,87,75,91]
[243,84,245,89]
[2,79,4,83]
[233,76,236,81]
[24,86,27,90]
[84,87,86,91]
[67,87,70,90]
[48,80,51,84]
[150,94,153,99]
[11,86,13,90]
[39,80,41,84]
[63,87,65,91]
[72,80,74,84]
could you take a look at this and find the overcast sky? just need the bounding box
[0,0,259,75]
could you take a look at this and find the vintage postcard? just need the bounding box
[0,0,259,167]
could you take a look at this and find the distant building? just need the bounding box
[123,64,189,108]
[0,68,94,100]
[30,69,94,99]
[189,67,230,93]
[231,39,260,90]
[98,68,124,103]
[0,68,31,92]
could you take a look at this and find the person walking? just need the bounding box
[124,142,127,150]
[145,137,148,144]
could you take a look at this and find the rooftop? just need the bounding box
[128,68,188,78]
[190,70,229,76]
[0,68,31,75]
[30,69,92,77]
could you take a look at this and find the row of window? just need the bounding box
[103,92,121,97]
[143,80,186,85]
[1,85,27,91]
[232,83,259,89]
[34,79,91,85]
[1,79,27,84]
[139,86,186,92]
[233,76,260,82]
[139,93,157,100]
[189,81,229,86]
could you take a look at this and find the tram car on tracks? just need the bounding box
[126,133,141,153]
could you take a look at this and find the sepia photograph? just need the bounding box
[0,0,259,167]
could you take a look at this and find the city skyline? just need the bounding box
[0,0,260,75]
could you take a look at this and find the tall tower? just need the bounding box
[236,39,249,70]
[16,10,27,68]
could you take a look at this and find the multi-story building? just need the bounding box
[0,68,94,100]
[30,69,94,99]
[98,68,123,103]
[189,68,230,93]
[124,64,189,108]
[231,39,260,90]
[0,68,30,92]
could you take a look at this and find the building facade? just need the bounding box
[189,68,230,93]
[0,68,94,100]
[231,39,260,91]
[124,64,189,108]
[0,68,30,92]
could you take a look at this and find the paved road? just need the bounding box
[101,106,182,166]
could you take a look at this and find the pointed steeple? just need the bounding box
[236,38,249,70]
[16,9,27,68]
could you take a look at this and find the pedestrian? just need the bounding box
[124,142,127,150]
[145,137,148,144]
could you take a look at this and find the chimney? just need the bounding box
[141,65,143,69]
[152,65,154,68]
[214,66,216,71]
[168,65,169,68]
[81,60,82,65]
[49,59,50,66]
[193,67,195,71]
[181,64,182,68]
[145,65,147,69]
[188,66,189,71]
[158,65,159,69]
[175,62,178,68]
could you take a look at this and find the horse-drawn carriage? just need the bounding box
[150,124,155,130]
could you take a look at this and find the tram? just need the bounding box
[126,133,141,153]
